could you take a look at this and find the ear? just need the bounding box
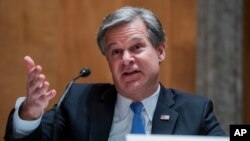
[156,43,166,62]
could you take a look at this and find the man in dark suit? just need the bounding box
[4,6,225,141]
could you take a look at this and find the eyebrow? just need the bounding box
[106,36,146,51]
[106,43,117,53]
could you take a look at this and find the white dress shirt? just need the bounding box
[108,85,160,141]
[12,85,161,141]
[13,97,42,138]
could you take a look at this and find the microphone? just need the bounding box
[80,67,91,77]
[56,67,91,111]
[72,67,91,81]
[53,67,91,141]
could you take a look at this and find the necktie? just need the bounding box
[130,101,146,134]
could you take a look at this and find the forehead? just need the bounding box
[104,19,148,45]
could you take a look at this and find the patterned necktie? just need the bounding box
[130,101,146,134]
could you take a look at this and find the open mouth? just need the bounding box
[123,70,140,76]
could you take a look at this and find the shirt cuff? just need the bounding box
[13,97,43,138]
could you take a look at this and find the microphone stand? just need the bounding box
[52,68,91,141]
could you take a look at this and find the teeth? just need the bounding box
[125,69,138,74]
[126,70,134,73]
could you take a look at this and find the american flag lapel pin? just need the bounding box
[160,115,170,121]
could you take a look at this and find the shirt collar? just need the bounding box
[116,84,161,121]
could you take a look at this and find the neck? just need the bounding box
[119,83,159,101]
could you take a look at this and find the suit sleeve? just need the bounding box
[201,99,226,136]
[4,108,43,141]
[4,104,68,141]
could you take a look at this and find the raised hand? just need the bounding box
[19,56,56,120]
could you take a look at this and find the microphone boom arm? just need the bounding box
[52,67,91,141]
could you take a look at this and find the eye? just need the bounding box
[131,43,144,52]
[111,48,122,56]
[134,45,141,49]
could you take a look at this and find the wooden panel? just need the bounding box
[163,0,197,92]
[0,0,60,139]
[0,0,197,139]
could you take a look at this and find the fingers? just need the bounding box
[24,56,47,96]
[33,89,57,108]
[30,81,50,99]
[24,56,55,102]
[34,81,57,101]
[28,74,44,93]
[41,89,57,102]
[23,56,56,119]
[28,65,42,80]
[24,56,36,72]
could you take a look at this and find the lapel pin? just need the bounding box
[160,115,170,120]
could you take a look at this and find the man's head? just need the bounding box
[97,6,166,55]
[97,7,166,100]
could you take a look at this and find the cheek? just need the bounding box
[141,54,160,70]
[107,59,119,75]
[143,52,159,64]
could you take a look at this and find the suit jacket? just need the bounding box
[4,83,225,141]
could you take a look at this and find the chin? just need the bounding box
[121,82,142,92]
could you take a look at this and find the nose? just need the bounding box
[122,51,135,65]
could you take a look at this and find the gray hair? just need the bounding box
[97,6,166,55]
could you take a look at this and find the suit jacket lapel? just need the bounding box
[151,85,179,134]
[89,85,117,141]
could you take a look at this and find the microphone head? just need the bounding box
[79,68,91,77]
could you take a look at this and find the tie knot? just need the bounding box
[130,102,144,114]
